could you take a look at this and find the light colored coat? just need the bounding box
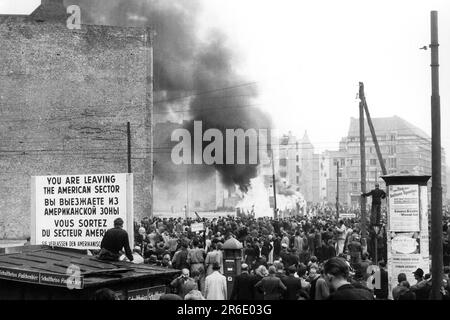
[205,271,227,300]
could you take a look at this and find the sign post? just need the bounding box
[381,174,431,300]
[31,173,134,250]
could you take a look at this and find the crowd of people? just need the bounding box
[109,210,450,301]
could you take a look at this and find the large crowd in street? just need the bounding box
[119,208,450,300]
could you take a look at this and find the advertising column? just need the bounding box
[382,175,431,300]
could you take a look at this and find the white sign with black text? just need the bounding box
[31,173,133,250]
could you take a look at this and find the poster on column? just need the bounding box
[31,173,133,250]
[388,184,420,232]
[389,253,423,287]
[420,186,430,272]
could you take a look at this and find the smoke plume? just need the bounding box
[66,0,272,192]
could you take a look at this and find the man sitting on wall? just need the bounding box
[98,218,133,262]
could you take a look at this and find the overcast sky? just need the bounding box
[2,0,450,165]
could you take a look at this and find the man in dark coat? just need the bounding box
[279,243,290,266]
[230,263,257,300]
[281,265,303,300]
[374,260,389,300]
[255,266,287,300]
[361,183,386,226]
[99,218,133,262]
[324,257,374,300]
[171,242,190,270]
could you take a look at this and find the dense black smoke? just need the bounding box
[66,0,272,191]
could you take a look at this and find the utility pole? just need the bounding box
[185,165,189,220]
[336,161,340,221]
[144,28,155,218]
[359,82,387,176]
[375,167,378,184]
[430,10,443,300]
[271,149,278,219]
[359,85,367,240]
[127,122,132,173]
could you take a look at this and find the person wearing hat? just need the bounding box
[361,183,386,226]
[98,218,133,262]
[230,263,257,300]
[410,268,431,300]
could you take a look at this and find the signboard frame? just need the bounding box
[0,266,84,289]
[190,222,205,233]
[31,173,134,250]
[388,184,420,232]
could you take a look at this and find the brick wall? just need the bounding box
[0,6,152,238]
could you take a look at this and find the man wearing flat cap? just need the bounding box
[230,263,257,300]
[98,217,133,262]
[410,268,432,300]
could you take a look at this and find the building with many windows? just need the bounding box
[337,116,446,206]
[275,115,447,208]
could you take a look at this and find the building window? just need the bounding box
[296,166,300,173]
[387,158,397,168]
[370,159,377,166]
[352,182,358,191]
[296,176,299,184]
[195,201,201,207]
[390,134,396,141]
[280,171,287,178]
[296,155,299,162]
[280,159,287,166]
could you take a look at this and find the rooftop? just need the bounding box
[0,246,179,289]
[347,115,430,140]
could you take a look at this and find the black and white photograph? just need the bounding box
[0,0,450,309]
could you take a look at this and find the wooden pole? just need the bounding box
[127,122,132,173]
[336,161,340,221]
[430,10,443,300]
[271,149,278,219]
[360,82,387,176]
[144,28,155,218]
[359,83,367,240]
